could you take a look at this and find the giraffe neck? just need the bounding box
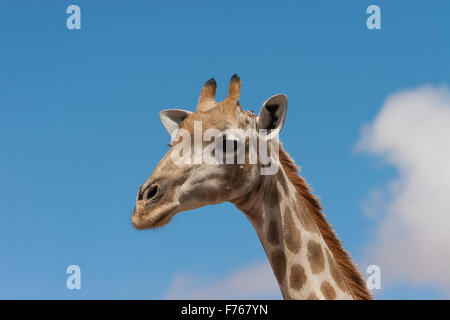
[233,168,354,300]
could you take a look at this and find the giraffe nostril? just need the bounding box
[145,185,159,201]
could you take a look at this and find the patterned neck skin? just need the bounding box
[233,167,354,300]
[132,75,372,300]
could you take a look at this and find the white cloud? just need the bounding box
[165,261,281,299]
[357,85,450,295]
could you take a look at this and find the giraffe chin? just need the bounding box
[132,204,179,230]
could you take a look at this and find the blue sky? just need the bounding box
[0,1,449,299]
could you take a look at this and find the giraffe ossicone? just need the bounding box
[132,75,372,300]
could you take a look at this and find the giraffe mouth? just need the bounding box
[132,202,179,230]
[151,210,173,227]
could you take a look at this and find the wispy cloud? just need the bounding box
[165,261,281,299]
[357,85,450,295]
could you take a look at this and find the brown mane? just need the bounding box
[279,147,372,300]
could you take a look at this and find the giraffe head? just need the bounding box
[132,75,288,229]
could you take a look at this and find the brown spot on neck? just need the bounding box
[307,240,325,274]
[283,207,302,253]
[320,281,337,300]
[307,292,319,300]
[293,198,317,233]
[265,184,280,208]
[270,249,287,286]
[267,220,280,245]
[289,264,307,291]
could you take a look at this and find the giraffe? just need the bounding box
[131,75,372,300]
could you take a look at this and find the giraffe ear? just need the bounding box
[257,94,288,140]
[159,109,192,136]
